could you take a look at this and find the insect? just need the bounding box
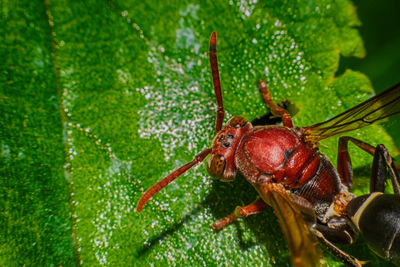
[137,32,400,266]
[346,144,400,265]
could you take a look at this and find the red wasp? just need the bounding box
[137,32,400,266]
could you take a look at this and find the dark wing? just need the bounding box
[258,183,326,267]
[304,83,400,142]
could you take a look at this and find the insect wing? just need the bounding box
[258,184,326,267]
[304,83,400,141]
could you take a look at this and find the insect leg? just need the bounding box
[370,144,400,194]
[337,136,400,190]
[315,218,357,244]
[313,229,365,267]
[258,79,293,128]
[211,197,267,232]
[280,192,359,264]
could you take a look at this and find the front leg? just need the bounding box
[211,197,267,231]
[337,136,374,189]
[370,144,400,194]
[337,136,400,190]
[258,79,293,128]
[314,229,364,267]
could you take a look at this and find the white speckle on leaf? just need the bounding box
[1,142,11,161]
[91,156,133,265]
[137,46,214,161]
[117,69,132,85]
[232,0,258,18]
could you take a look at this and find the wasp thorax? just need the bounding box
[207,116,252,181]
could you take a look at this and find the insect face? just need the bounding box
[207,116,252,181]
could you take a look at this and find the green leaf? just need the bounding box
[1,0,399,266]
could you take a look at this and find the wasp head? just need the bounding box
[207,116,252,181]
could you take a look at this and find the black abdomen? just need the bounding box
[358,194,400,264]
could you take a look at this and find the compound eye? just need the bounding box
[207,154,226,179]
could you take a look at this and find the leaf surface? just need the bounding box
[1,0,399,266]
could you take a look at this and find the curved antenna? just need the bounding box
[136,148,212,212]
[209,31,225,132]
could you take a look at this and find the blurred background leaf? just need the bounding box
[1,0,399,266]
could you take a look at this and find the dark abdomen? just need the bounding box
[292,154,341,220]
